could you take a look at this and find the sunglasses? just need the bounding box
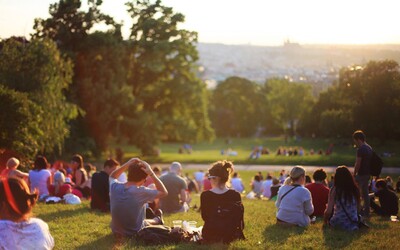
[208,176,218,180]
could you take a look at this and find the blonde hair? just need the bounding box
[6,158,20,169]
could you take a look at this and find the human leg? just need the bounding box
[356,175,370,216]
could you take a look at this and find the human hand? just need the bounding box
[140,161,154,176]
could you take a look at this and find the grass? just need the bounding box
[32,170,400,249]
[117,137,400,167]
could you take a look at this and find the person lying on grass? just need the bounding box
[109,158,168,238]
[0,177,54,250]
[275,166,314,227]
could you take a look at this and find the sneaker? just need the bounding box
[155,209,164,225]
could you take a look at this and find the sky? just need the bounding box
[1,0,400,46]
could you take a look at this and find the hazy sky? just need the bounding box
[1,0,400,45]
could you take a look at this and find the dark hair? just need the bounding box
[104,159,119,169]
[305,175,312,183]
[353,130,366,141]
[0,178,38,221]
[128,162,147,182]
[72,154,84,169]
[254,175,261,182]
[334,166,360,205]
[208,160,234,184]
[375,179,387,189]
[313,168,327,182]
[152,166,161,173]
[33,156,48,171]
[266,174,272,180]
[233,172,238,178]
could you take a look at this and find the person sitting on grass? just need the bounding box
[275,166,314,227]
[250,174,263,198]
[370,179,399,217]
[29,156,52,201]
[324,166,360,231]
[261,174,273,198]
[201,160,245,244]
[270,178,281,201]
[90,159,119,212]
[159,162,189,213]
[1,157,28,180]
[306,168,329,217]
[48,171,72,198]
[0,177,54,249]
[109,158,168,238]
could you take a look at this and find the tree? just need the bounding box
[210,76,262,137]
[264,78,314,136]
[0,38,78,157]
[124,0,214,154]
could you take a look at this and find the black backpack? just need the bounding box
[370,151,383,176]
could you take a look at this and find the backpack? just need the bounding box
[370,151,383,176]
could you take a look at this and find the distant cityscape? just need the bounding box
[197,41,400,92]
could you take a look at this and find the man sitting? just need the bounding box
[370,179,399,216]
[159,162,188,213]
[90,159,119,212]
[305,168,329,217]
[109,158,168,238]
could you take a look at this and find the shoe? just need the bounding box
[155,209,164,225]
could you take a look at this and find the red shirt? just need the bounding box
[305,182,329,216]
[203,178,212,191]
[48,184,72,198]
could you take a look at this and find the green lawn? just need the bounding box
[33,170,400,249]
[118,137,400,167]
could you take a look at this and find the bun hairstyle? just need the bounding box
[286,166,306,185]
[0,178,38,221]
[208,160,234,184]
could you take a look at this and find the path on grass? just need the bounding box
[157,163,400,174]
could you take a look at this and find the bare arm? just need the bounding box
[15,170,29,179]
[180,189,187,203]
[140,161,168,199]
[354,157,362,175]
[324,187,336,224]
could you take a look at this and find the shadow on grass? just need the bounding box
[75,234,116,250]
[322,225,364,249]
[263,224,306,244]
[36,206,89,222]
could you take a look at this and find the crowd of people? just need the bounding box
[0,130,399,248]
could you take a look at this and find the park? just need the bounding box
[1,0,400,249]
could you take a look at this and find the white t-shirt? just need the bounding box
[262,179,273,198]
[194,171,204,182]
[231,177,244,193]
[0,218,54,250]
[275,185,314,227]
[29,169,51,196]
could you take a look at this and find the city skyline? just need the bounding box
[1,0,400,46]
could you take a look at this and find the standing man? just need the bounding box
[353,130,373,217]
[109,158,168,238]
[159,162,188,213]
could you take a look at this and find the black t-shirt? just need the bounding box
[375,188,399,216]
[91,171,110,212]
[357,143,372,176]
[200,189,244,243]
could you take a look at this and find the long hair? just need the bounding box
[208,160,234,185]
[33,156,48,171]
[71,154,84,169]
[334,166,360,205]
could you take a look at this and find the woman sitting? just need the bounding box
[29,156,52,201]
[0,177,54,249]
[201,160,245,244]
[275,166,314,226]
[70,154,88,197]
[324,166,360,231]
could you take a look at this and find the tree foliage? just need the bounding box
[210,76,262,137]
[0,38,78,158]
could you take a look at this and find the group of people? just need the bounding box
[1,130,399,249]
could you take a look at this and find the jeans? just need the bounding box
[356,175,370,216]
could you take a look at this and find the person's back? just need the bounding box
[91,171,110,212]
[375,188,399,216]
[201,189,244,243]
[231,176,244,193]
[330,193,359,231]
[262,178,273,198]
[159,172,187,213]
[276,184,313,226]
[29,169,51,196]
[305,182,329,216]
